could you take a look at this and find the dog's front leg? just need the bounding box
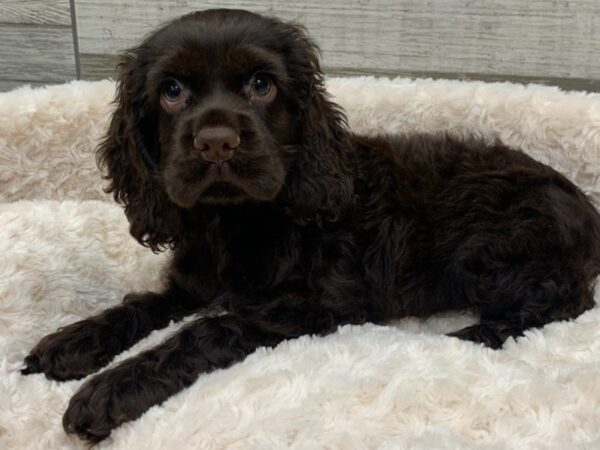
[22,283,201,380]
[62,297,339,443]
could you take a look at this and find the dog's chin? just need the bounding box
[167,179,283,208]
[196,182,251,205]
[165,157,287,208]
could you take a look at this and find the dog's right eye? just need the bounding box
[164,82,182,100]
[160,80,188,113]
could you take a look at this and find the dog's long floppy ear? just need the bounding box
[282,25,355,225]
[97,52,183,252]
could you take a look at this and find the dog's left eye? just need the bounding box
[252,76,271,96]
[248,74,276,102]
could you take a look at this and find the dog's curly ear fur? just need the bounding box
[97,52,183,252]
[282,26,355,225]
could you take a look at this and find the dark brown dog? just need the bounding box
[22,9,600,442]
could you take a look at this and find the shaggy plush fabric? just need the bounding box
[1,78,600,449]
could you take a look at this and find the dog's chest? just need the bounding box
[174,214,308,299]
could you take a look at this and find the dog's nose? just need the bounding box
[194,126,240,164]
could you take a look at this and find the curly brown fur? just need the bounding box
[22,9,600,443]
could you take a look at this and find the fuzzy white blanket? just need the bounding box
[1,78,600,449]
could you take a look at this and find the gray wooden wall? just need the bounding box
[1,0,599,92]
[0,0,76,91]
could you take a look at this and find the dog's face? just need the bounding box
[144,10,304,207]
[98,9,354,250]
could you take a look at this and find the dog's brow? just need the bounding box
[146,53,200,90]
[232,45,289,80]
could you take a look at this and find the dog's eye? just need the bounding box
[248,74,276,102]
[252,76,271,96]
[160,80,188,113]
[164,82,182,101]
[163,80,184,102]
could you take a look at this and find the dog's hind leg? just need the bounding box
[447,259,597,349]
[442,176,600,348]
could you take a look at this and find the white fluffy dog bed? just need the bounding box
[1,78,600,449]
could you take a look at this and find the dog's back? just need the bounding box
[352,132,600,347]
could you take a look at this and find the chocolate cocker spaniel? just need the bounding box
[22,9,600,442]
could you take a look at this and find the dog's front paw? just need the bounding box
[63,358,158,443]
[62,372,120,443]
[21,319,115,381]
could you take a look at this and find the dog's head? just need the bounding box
[98,9,354,251]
